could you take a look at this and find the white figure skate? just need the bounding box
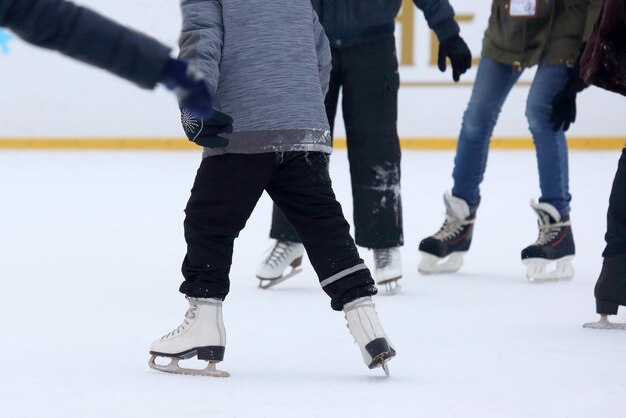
[256,240,305,289]
[373,247,402,295]
[343,297,396,376]
[149,297,229,377]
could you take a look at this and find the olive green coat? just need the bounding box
[482,0,603,68]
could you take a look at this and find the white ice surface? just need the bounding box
[0,149,624,418]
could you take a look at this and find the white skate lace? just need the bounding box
[374,248,393,270]
[433,214,473,241]
[161,302,199,339]
[534,214,570,246]
[263,241,296,268]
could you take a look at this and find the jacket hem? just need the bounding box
[202,129,332,157]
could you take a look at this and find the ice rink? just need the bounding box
[1,148,624,418]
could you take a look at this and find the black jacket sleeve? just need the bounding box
[0,0,171,89]
[413,0,460,41]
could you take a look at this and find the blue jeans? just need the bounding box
[452,56,572,216]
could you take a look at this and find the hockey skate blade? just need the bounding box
[583,315,626,331]
[523,256,574,283]
[257,267,302,290]
[149,355,230,377]
[418,252,464,275]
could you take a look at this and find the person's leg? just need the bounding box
[265,152,377,311]
[452,56,522,212]
[519,61,576,282]
[341,36,403,248]
[268,48,342,243]
[603,147,626,257]
[419,58,520,274]
[181,154,274,299]
[525,59,572,216]
[589,147,626,318]
[150,153,275,376]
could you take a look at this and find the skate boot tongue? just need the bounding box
[530,200,562,224]
[444,192,471,220]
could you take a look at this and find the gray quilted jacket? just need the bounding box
[179,0,332,156]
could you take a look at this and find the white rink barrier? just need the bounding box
[0,0,624,149]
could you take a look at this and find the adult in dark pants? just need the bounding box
[587,148,626,329]
[0,0,213,116]
[580,0,626,329]
[256,0,472,294]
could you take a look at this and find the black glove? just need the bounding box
[181,108,233,148]
[160,58,213,118]
[438,34,472,82]
[551,43,589,132]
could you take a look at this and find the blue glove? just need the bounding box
[160,58,213,118]
[181,107,233,148]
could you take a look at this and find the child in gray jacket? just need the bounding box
[148,0,396,377]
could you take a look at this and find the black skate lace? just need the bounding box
[374,248,393,270]
[264,241,295,268]
[433,214,472,241]
[161,303,198,339]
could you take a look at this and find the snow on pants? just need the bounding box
[603,147,626,257]
[180,151,377,311]
[270,36,403,249]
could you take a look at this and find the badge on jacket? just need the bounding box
[509,0,537,17]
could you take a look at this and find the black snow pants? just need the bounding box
[180,152,377,311]
[270,36,403,249]
[593,147,626,311]
[603,147,626,257]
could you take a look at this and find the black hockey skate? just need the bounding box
[521,201,575,283]
[418,192,474,274]
[584,254,626,330]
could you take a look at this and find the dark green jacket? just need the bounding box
[482,0,603,68]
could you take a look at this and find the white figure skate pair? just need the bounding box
[149,296,395,377]
[256,240,402,294]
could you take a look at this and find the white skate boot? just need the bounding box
[343,297,396,376]
[373,247,402,295]
[256,240,305,289]
[149,297,229,377]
